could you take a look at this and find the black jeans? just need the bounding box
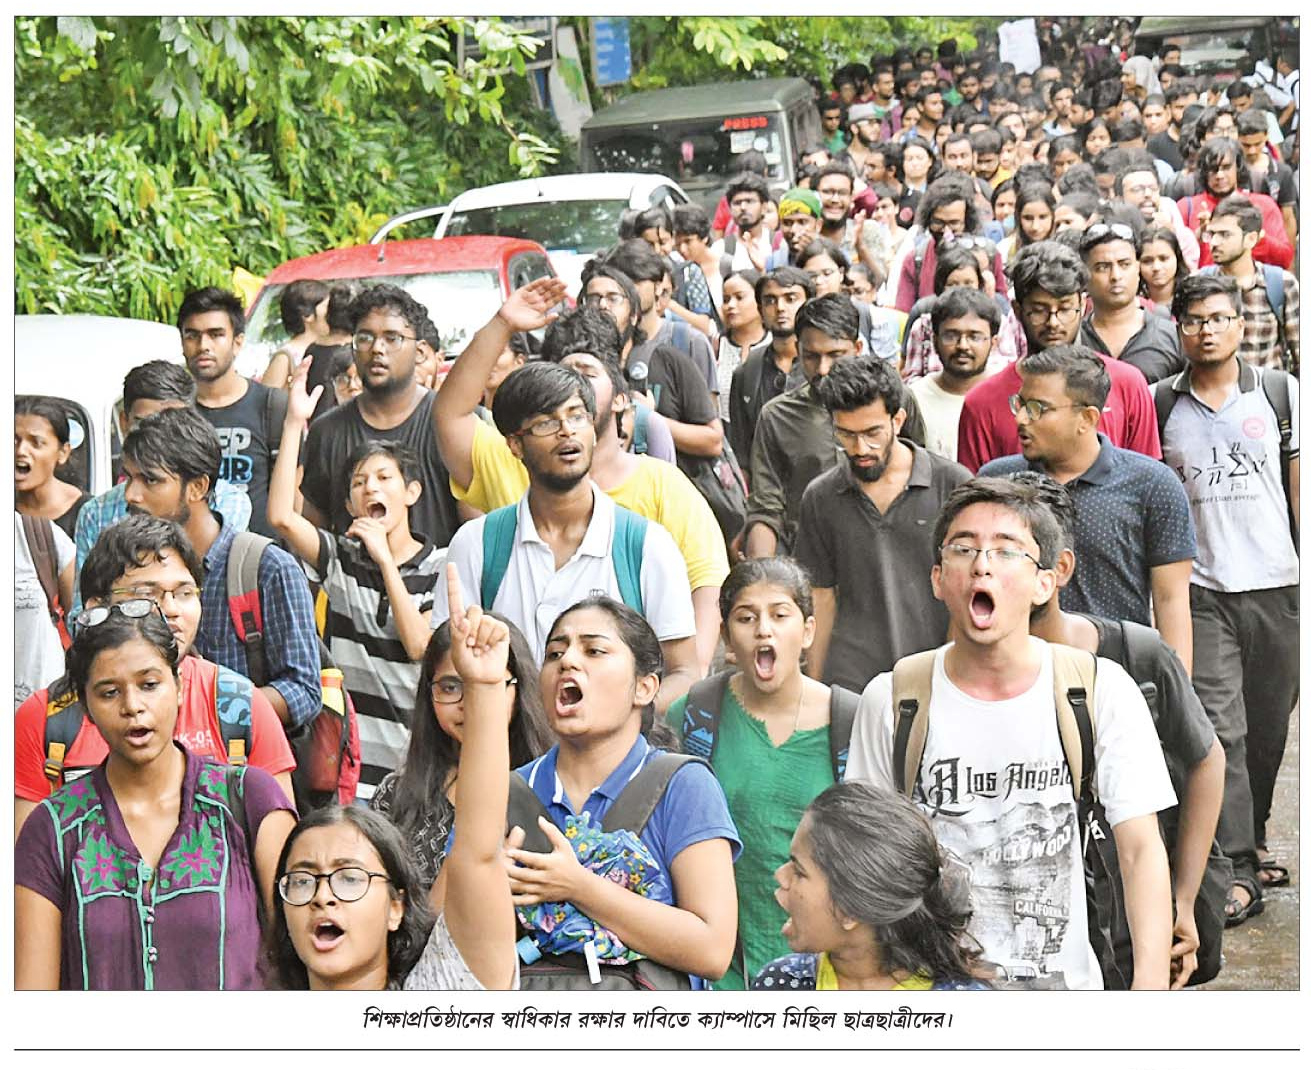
[1189,584,1299,882]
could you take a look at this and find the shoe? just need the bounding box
[1258,858,1291,888]
[1224,876,1265,928]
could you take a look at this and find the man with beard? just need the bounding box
[813,163,887,284]
[178,287,288,537]
[909,287,1002,462]
[433,286,728,673]
[1112,154,1200,271]
[119,406,321,731]
[728,267,815,465]
[1079,220,1184,384]
[710,173,775,273]
[840,102,880,175]
[795,355,969,694]
[776,188,823,267]
[957,241,1162,472]
[300,283,463,545]
[1178,138,1294,271]
[432,360,699,711]
[978,344,1195,669]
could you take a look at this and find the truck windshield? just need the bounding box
[586,114,785,190]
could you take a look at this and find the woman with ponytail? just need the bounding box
[753,781,989,991]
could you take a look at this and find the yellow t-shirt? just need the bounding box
[815,954,934,991]
[452,419,729,591]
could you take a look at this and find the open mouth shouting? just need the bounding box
[554,440,585,463]
[365,501,387,521]
[15,458,33,483]
[123,723,156,750]
[554,676,585,718]
[310,917,347,954]
[968,588,997,631]
[753,644,778,682]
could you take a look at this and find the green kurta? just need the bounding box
[667,683,836,990]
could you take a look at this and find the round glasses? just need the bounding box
[432,675,517,704]
[277,867,392,906]
[75,598,167,630]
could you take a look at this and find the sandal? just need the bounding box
[1224,876,1265,928]
[1258,858,1291,888]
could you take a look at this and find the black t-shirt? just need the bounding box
[1146,132,1184,172]
[301,389,460,547]
[197,379,284,537]
[625,340,718,430]
[304,341,354,423]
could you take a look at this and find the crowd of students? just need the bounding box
[13,15,1300,993]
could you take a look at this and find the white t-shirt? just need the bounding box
[847,638,1176,990]
[15,513,74,708]
[433,483,696,662]
[909,375,968,462]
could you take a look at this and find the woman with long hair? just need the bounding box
[15,395,91,540]
[715,268,767,427]
[754,781,988,991]
[1138,225,1186,314]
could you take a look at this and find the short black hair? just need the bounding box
[80,514,205,605]
[1018,343,1111,410]
[1172,271,1242,322]
[1111,118,1145,143]
[795,292,860,344]
[1090,78,1123,112]
[672,202,711,240]
[932,243,986,294]
[1211,193,1264,236]
[931,286,1002,337]
[279,279,330,335]
[540,304,627,401]
[931,476,1064,570]
[943,131,973,153]
[1003,471,1077,550]
[755,265,816,307]
[122,360,197,412]
[814,161,856,192]
[1057,163,1099,198]
[1225,80,1253,102]
[416,313,441,351]
[1009,241,1090,305]
[491,361,596,438]
[177,287,245,336]
[346,439,422,487]
[1236,108,1269,139]
[726,172,771,204]
[349,283,431,334]
[814,355,904,417]
[121,406,221,498]
[633,205,672,237]
[604,239,666,286]
[797,237,850,271]
[1111,150,1161,194]
[325,281,361,334]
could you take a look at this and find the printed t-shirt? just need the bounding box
[666,687,833,991]
[15,748,294,989]
[196,378,283,537]
[847,638,1176,990]
[13,655,296,803]
[450,419,729,592]
[306,530,445,799]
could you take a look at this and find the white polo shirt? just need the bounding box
[433,483,696,661]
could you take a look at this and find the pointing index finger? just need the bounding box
[446,559,465,631]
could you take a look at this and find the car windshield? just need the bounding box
[587,115,785,189]
[445,201,629,255]
[243,270,503,369]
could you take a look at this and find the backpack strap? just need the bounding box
[1262,263,1286,327]
[670,317,691,356]
[610,507,647,615]
[213,663,256,767]
[43,685,86,791]
[226,532,274,687]
[631,403,650,456]
[719,234,738,280]
[679,670,735,764]
[1153,370,1187,450]
[479,504,521,610]
[222,763,266,928]
[890,650,937,796]
[1259,367,1297,540]
[827,685,859,782]
[22,515,63,631]
[263,382,289,462]
[1051,645,1098,806]
[506,772,556,855]
[602,752,710,835]
[1116,619,1162,719]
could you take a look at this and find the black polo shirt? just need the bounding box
[1081,308,1185,385]
[794,440,971,693]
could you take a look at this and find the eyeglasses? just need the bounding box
[833,423,893,448]
[109,583,200,606]
[938,329,992,347]
[940,543,1044,570]
[583,291,628,310]
[817,187,850,201]
[1122,181,1159,197]
[1008,394,1084,421]
[1020,302,1083,325]
[277,867,392,906]
[1200,228,1240,244]
[1080,222,1136,249]
[1179,314,1240,336]
[75,598,167,630]
[431,675,518,704]
[353,330,416,351]
[515,410,592,438]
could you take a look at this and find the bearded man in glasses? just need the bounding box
[956,241,1162,473]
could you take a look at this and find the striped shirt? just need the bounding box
[307,530,445,798]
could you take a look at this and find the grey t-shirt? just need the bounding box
[1155,365,1300,593]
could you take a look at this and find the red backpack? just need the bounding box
[227,533,361,809]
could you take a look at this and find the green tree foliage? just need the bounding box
[16,16,563,320]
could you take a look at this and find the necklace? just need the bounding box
[732,673,806,745]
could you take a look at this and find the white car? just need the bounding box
[15,314,183,495]
[371,173,689,297]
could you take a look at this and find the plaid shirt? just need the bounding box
[1237,269,1300,377]
[195,519,322,730]
[71,479,252,621]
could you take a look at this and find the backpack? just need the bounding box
[718,234,739,281]
[506,751,707,990]
[1094,618,1230,987]
[1154,365,1297,543]
[42,664,255,791]
[227,532,361,809]
[630,403,651,456]
[478,502,647,614]
[680,669,859,782]
[890,645,1133,989]
[22,514,71,650]
[1197,263,1287,352]
[262,381,289,460]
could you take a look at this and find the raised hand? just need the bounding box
[503,817,586,907]
[345,516,392,567]
[445,560,511,685]
[287,355,325,426]
[495,277,569,334]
